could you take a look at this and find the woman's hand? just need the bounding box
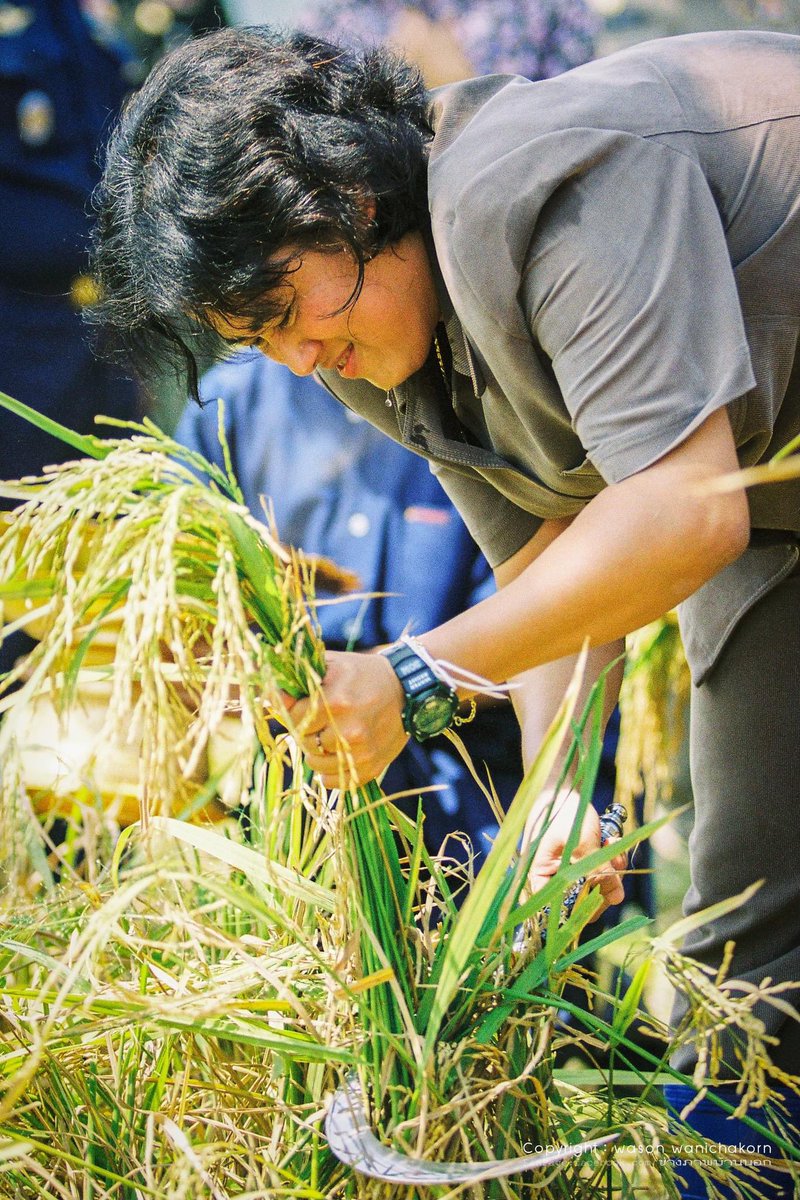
[524,790,627,917]
[284,650,408,788]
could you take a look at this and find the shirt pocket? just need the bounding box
[678,539,799,685]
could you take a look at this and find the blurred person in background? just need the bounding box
[0,0,140,673]
[296,0,599,84]
[0,0,140,482]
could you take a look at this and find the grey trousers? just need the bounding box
[671,560,800,1076]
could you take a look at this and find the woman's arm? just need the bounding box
[494,528,628,912]
[492,521,625,767]
[289,406,748,785]
[420,407,748,680]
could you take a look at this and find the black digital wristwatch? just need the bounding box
[382,643,459,742]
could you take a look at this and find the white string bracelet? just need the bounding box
[398,634,519,700]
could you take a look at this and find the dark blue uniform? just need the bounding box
[176,354,524,863]
[0,0,138,486]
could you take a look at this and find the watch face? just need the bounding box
[412,692,458,738]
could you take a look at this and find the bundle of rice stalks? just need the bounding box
[0,787,354,1199]
[1,747,797,1199]
[0,395,324,825]
[0,393,797,1198]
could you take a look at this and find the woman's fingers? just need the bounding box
[283,650,408,787]
[527,791,627,918]
[284,691,324,733]
[588,859,626,910]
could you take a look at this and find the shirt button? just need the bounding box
[347,512,370,538]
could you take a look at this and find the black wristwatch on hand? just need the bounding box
[382,643,459,742]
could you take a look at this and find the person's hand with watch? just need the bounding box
[282,641,463,788]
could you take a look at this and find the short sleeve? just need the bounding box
[523,134,756,484]
[429,459,543,568]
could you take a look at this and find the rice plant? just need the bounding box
[0,392,797,1198]
[615,614,690,814]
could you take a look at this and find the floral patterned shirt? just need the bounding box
[298,0,599,81]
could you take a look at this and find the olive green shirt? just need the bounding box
[319,32,800,681]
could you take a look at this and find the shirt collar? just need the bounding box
[422,219,485,397]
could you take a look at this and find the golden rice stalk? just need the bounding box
[615,613,690,813]
[0,418,326,821]
[656,886,800,1115]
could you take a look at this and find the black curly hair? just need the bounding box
[89,26,433,396]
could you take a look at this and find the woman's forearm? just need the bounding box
[419,408,749,685]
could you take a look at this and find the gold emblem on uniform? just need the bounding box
[0,4,34,37]
[134,1,174,39]
[17,89,55,147]
[70,274,102,310]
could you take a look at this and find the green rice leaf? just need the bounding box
[656,880,762,946]
[0,390,110,460]
[611,955,651,1038]
[545,887,604,968]
[0,940,83,986]
[772,432,800,462]
[554,1068,661,1088]
[149,1012,354,1063]
[420,649,587,1061]
[552,913,653,972]
[148,817,336,912]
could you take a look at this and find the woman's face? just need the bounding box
[209,231,440,391]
